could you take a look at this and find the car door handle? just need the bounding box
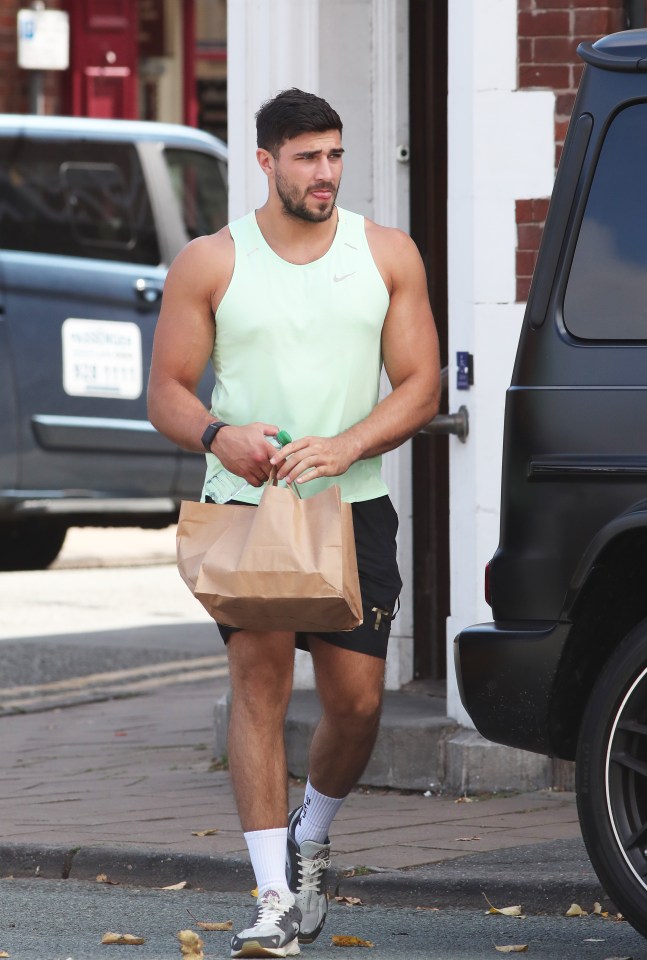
[134,278,163,305]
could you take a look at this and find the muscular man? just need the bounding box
[148,88,440,958]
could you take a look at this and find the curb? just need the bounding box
[0,839,612,914]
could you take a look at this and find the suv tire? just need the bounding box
[576,619,647,937]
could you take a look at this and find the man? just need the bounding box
[148,88,440,958]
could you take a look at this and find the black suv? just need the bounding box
[455,29,647,938]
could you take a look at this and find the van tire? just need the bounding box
[576,619,647,938]
[0,521,67,570]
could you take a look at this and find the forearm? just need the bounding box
[147,377,213,453]
[341,374,440,462]
[274,374,440,486]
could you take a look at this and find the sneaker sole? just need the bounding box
[231,940,300,958]
[297,922,325,945]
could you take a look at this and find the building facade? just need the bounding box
[0,1,635,710]
[1,1,226,137]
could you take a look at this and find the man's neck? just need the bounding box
[254,201,339,266]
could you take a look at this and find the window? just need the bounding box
[564,104,647,340]
[62,162,135,248]
[164,147,228,240]
[0,138,160,264]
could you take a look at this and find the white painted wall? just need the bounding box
[445,0,555,723]
[226,0,320,218]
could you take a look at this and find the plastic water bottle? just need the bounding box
[204,429,292,504]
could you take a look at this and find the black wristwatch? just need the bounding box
[201,420,229,452]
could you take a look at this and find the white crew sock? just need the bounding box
[294,779,346,846]
[243,827,290,897]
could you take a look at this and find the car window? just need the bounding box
[164,147,228,240]
[564,103,647,340]
[61,162,135,249]
[0,137,160,264]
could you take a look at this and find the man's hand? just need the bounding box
[214,423,280,487]
[271,434,358,485]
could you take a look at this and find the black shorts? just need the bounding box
[211,494,402,660]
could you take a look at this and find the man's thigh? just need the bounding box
[226,629,296,691]
[308,635,386,712]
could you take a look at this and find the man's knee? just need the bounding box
[322,686,383,730]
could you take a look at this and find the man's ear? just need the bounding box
[256,148,274,177]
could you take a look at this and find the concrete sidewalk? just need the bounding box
[0,679,610,914]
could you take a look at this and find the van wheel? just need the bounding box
[0,522,68,570]
[576,619,647,937]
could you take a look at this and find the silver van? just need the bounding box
[0,115,227,569]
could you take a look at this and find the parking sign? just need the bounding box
[17,9,69,71]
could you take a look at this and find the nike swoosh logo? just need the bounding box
[333,272,356,282]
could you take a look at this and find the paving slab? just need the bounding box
[0,677,599,912]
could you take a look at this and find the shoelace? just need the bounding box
[296,852,331,893]
[256,893,292,923]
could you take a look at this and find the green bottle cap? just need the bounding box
[276,430,292,446]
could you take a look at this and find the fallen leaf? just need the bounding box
[483,893,524,917]
[96,873,118,885]
[456,836,481,842]
[162,881,188,890]
[0,952,9,957]
[455,795,475,803]
[101,932,146,945]
[250,887,258,898]
[334,896,363,906]
[196,920,233,931]
[566,903,588,917]
[177,929,204,959]
[494,946,528,954]
[331,935,374,948]
[191,829,218,837]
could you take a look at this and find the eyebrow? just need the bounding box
[292,148,345,160]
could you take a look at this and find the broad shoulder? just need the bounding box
[363,218,422,293]
[170,225,233,275]
[165,225,234,302]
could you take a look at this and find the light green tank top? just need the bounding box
[202,207,390,504]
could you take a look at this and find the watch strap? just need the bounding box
[201,420,229,452]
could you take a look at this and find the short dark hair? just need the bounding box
[256,88,342,155]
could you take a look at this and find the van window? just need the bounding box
[0,138,160,264]
[164,148,228,239]
[564,104,647,340]
[62,162,135,249]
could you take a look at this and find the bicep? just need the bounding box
[150,251,217,395]
[381,239,440,391]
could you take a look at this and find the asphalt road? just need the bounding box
[0,526,226,712]
[0,878,644,960]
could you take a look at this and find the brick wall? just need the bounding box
[515,0,628,301]
[0,0,66,115]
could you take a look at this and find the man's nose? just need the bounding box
[314,157,333,181]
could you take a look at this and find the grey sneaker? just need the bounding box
[230,888,301,958]
[286,806,331,944]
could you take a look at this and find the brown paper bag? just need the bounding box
[176,482,363,632]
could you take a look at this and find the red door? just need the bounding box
[66,0,138,119]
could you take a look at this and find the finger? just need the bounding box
[285,458,323,484]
